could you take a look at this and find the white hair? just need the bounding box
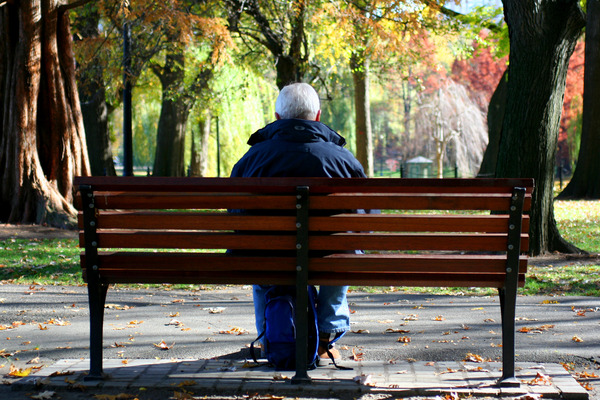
[275,83,320,120]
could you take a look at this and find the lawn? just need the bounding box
[1,199,599,295]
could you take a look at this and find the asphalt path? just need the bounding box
[1,284,599,398]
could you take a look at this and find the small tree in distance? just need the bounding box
[415,80,487,178]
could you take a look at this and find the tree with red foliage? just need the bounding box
[451,31,507,111]
[556,40,585,169]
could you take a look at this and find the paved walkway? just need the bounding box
[11,358,589,399]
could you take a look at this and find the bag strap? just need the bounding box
[250,331,265,363]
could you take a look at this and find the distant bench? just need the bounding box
[74,176,534,386]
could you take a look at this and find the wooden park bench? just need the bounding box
[74,176,534,386]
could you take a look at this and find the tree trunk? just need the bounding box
[558,0,600,199]
[498,0,584,255]
[73,3,115,177]
[0,0,90,227]
[478,68,508,177]
[80,80,114,176]
[190,109,211,177]
[350,51,374,177]
[152,47,192,177]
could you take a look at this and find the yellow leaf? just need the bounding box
[8,364,32,377]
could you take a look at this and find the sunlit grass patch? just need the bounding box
[554,200,600,253]
[0,238,81,285]
[524,264,600,297]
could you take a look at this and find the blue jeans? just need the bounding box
[253,285,350,337]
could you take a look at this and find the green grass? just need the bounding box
[1,198,599,295]
[0,238,81,285]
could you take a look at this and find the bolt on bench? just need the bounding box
[74,176,534,386]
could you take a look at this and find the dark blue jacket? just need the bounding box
[230,119,366,178]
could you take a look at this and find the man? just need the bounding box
[230,82,366,362]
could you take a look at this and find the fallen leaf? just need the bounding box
[8,364,33,377]
[176,380,197,387]
[518,324,555,333]
[351,329,370,334]
[351,347,364,361]
[27,357,41,364]
[397,336,411,343]
[352,373,374,386]
[525,371,553,386]
[49,371,74,377]
[153,340,174,350]
[572,336,584,342]
[464,353,486,363]
[218,327,248,335]
[30,391,56,399]
[385,328,410,334]
[38,324,48,331]
[93,394,136,400]
[514,394,543,400]
[273,372,288,380]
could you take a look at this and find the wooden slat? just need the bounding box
[80,231,297,250]
[89,192,296,210]
[82,252,296,271]
[310,254,528,273]
[307,272,526,288]
[310,214,531,233]
[82,253,527,274]
[308,233,529,252]
[84,270,296,285]
[309,194,524,211]
[78,212,296,231]
[78,212,531,234]
[74,176,535,195]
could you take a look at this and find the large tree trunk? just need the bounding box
[558,0,600,199]
[498,0,584,255]
[0,0,90,227]
[350,51,374,177]
[478,68,508,177]
[152,48,192,177]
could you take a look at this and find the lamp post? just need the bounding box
[122,13,133,176]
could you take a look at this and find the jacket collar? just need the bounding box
[247,119,347,147]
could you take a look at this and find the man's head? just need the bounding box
[275,83,321,121]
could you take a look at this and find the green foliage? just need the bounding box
[186,64,278,176]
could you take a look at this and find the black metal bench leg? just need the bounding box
[498,287,519,387]
[85,282,109,380]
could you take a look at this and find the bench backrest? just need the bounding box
[75,177,533,289]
